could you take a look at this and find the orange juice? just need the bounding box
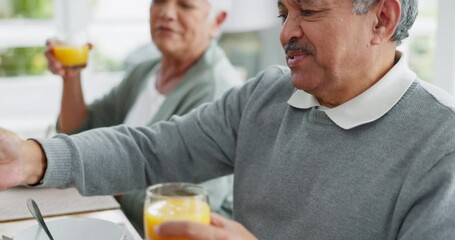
[144,198,211,240]
[52,45,90,68]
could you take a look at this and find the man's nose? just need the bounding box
[280,16,304,46]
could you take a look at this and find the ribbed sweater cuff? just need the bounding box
[32,136,74,188]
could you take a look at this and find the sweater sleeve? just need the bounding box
[36,71,263,196]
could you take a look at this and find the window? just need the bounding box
[0,0,53,77]
[400,0,438,83]
[88,0,151,71]
[402,0,455,93]
[0,0,53,19]
[0,0,151,137]
[0,0,152,77]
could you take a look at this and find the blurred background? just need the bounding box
[0,0,452,137]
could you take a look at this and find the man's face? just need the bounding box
[278,0,377,101]
[149,0,215,59]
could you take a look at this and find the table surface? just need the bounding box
[0,208,142,239]
[0,187,142,239]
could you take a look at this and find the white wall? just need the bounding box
[434,0,455,93]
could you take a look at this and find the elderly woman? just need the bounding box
[45,0,240,235]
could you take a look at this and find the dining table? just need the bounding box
[0,187,142,239]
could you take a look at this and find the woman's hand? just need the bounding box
[44,39,89,79]
[155,213,258,240]
[45,39,68,77]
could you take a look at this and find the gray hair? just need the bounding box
[352,0,419,45]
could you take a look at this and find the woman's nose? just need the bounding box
[157,4,177,20]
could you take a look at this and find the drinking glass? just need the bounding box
[51,32,91,69]
[144,183,211,240]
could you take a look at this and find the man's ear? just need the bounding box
[371,0,401,45]
[210,11,227,38]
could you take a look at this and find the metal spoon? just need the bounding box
[26,198,55,240]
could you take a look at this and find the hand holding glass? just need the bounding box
[52,43,91,69]
[144,183,211,240]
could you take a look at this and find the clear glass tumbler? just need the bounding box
[144,182,211,240]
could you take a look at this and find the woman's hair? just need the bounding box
[352,0,418,45]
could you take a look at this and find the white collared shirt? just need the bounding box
[287,51,417,129]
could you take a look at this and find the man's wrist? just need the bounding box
[23,140,47,186]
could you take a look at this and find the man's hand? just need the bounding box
[155,213,258,240]
[0,128,46,190]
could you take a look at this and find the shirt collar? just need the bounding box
[287,51,417,129]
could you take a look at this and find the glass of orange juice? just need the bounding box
[144,182,211,240]
[51,32,91,69]
[52,43,91,69]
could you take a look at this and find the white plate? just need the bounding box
[15,217,125,240]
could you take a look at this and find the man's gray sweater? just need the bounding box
[38,65,455,239]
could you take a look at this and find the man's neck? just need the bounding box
[317,48,398,108]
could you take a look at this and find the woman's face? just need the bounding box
[150,0,217,60]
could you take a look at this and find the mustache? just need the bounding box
[284,40,315,56]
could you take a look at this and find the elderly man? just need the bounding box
[1,0,455,239]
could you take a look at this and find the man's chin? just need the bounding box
[291,74,317,93]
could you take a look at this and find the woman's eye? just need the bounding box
[178,1,194,9]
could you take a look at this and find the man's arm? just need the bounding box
[0,128,46,189]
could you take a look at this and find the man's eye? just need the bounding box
[277,14,287,23]
[300,9,316,16]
